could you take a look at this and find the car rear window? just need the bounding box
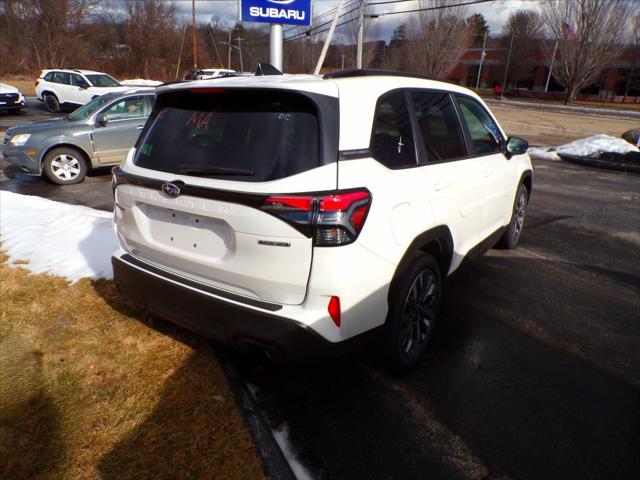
[134,89,323,182]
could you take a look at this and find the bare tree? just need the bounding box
[404,0,470,78]
[0,0,97,74]
[500,10,543,88]
[541,0,630,104]
[381,23,407,70]
[338,1,379,69]
[285,30,324,73]
[121,0,179,79]
[622,12,640,101]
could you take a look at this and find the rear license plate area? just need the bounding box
[141,204,234,258]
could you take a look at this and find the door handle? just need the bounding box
[483,168,495,178]
[433,179,451,191]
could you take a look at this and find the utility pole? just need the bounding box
[176,25,187,79]
[475,30,487,89]
[544,40,558,93]
[191,0,197,68]
[236,37,244,72]
[356,0,365,69]
[501,30,514,100]
[227,30,232,69]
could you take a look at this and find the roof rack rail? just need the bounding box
[323,69,445,82]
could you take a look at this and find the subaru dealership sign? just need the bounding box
[240,0,312,27]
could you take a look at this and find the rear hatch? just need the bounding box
[114,85,340,305]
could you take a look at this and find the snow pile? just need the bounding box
[0,191,117,282]
[528,134,640,161]
[120,79,162,86]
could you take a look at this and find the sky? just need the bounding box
[167,0,539,43]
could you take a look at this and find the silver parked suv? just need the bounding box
[112,69,532,370]
[2,89,154,184]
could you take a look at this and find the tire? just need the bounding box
[44,93,60,113]
[42,147,88,185]
[383,254,442,372]
[496,183,528,249]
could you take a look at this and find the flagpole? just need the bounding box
[544,40,558,93]
[476,30,487,89]
[501,31,514,100]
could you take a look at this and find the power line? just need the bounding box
[370,0,495,16]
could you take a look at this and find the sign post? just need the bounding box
[239,0,313,72]
[270,24,283,70]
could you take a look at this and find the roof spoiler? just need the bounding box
[255,63,283,76]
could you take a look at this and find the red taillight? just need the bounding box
[261,189,371,247]
[320,191,369,211]
[189,88,224,93]
[350,205,368,230]
[328,296,341,327]
[264,195,313,211]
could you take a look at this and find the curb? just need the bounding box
[558,154,640,174]
[217,351,297,480]
[483,98,640,119]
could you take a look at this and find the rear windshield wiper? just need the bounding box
[177,165,255,176]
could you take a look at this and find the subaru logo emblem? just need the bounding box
[161,181,184,197]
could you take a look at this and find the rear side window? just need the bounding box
[456,96,503,155]
[70,74,89,88]
[103,96,146,121]
[411,92,467,162]
[52,72,70,85]
[371,91,416,169]
[134,90,321,182]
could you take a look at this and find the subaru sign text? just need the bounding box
[240,0,312,27]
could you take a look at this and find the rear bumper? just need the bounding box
[112,253,368,362]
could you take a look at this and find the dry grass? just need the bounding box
[1,77,36,96]
[0,254,267,480]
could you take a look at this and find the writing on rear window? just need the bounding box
[185,112,212,130]
[134,90,321,182]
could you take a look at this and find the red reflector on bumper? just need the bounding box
[328,296,341,327]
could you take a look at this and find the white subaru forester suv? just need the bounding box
[36,69,130,112]
[111,69,532,370]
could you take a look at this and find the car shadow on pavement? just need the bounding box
[0,341,64,479]
[404,254,640,480]
[236,253,640,480]
[97,349,259,480]
[90,281,267,479]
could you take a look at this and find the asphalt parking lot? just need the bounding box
[1,100,639,479]
[240,159,640,480]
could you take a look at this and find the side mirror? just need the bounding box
[79,84,89,90]
[505,136,528,158]
[95,113,108,127]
